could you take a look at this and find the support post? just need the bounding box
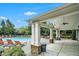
[49,28,54,43]
[31,23,35,45]
[31,22,41,55]
[76,30,78,40]
[56,29,61,40]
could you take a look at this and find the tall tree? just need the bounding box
[1,20,6,34]
[6,19,15,35]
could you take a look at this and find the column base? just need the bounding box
[56,37,61,40]
[49,39,54,43]
[31,45,41,55]
[72,38,77,40]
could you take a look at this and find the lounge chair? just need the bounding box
[0,39,4,45]
[15,41,21,45]
[7,40,13,44]
[0,39,8,47]
[15,41,25,47]
[7,40,16,46]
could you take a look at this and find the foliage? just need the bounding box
[0,19,31,35]
[0,28,2,35]
[1,20,6,34]
[60,30,72,38]
[0,19,52,36]
[16,26,31,35]
[0,19,15,35]
[2,46,25,56]
[40,27,50,36]
[5,19,15,34]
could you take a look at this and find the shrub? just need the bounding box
[2,46,25,56]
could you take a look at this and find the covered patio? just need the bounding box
[29,3,79,55]
[22,39,79,56]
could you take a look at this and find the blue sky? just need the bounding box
[0,3,64,28]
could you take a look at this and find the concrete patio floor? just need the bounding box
[22,39,79,56]
[45,39,79,56]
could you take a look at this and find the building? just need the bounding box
[29,3,79,55]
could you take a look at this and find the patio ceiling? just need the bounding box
[29,3,79,23]
[40,22,54,29]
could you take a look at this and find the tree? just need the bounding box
[0,28,2,35]
[40,27,50,36]
[5,19,15,35]
[0,19,15,35]
[16,26,31,35]
[27,26,31,35]
[1,20,6,34]
[18,27,27,34]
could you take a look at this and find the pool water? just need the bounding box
[2,37,31,42]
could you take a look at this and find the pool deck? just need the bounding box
[22,38,79,56]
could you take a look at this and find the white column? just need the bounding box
[31,23,35,45]
[56,29,60,40]
[35,22,40,46]
[56,29,58,38]
[31,23,41,55]
[58,30,60,38]
[50,28,53,39]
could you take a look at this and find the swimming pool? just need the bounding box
[2,37,31,42]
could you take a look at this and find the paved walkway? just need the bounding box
[39,39,79,56]
[22,39,79,56]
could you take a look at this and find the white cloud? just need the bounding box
[0,16,8,20]
[24,11,37,16]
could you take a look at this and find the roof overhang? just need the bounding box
[29,3,79,23]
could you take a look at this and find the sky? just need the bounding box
[0,3,64,28]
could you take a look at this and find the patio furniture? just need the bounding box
[7,40,16,47]
[0,39,4,45]
[7,40,13,44]
[15,41,25,47]
[15,41,21,45]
